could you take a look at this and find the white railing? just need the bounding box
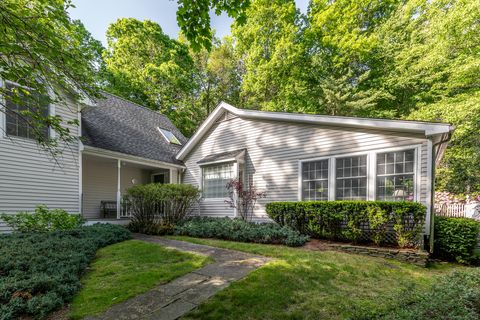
[435,203,466,218]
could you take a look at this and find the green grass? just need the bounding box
[166,236,464,320]
[69,239,211,319]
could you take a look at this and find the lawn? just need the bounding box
[167,236,464,320]
[69,239,211,319]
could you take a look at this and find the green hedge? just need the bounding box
[434,216,480,264]
[174,217,309,247]
[0,224,131,319]
[266,201,426,247]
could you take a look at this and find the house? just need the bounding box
[177,102,454,237]
[0,80,454,238]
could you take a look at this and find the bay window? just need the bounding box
[202,162,234,198]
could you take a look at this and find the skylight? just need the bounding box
[158,127,181,145]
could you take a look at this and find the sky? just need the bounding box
[69,0,310,46]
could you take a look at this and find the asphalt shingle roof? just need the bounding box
[81,92,186,166]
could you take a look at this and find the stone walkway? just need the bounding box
[87,235,271,320]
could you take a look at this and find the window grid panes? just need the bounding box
[202,163,234,198]
[302,159,329,201]
[5,83,49,140]
[335,155,367,200]
[376,149,415,201]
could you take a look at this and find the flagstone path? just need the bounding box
[87,235,271,320]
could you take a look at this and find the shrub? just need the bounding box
[125,183,200,234]
[434,216,480,264]
[0,205,84,233]
[225,179,267,221]
[266,201,426,248]
[174,217,309,247]
[355,268,480,320]
[0,224,131,319]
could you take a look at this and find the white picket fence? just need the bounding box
[435,203,466,218]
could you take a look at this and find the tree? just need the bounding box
[102,18,198,135]
[176,0,251,50]
[0,0,101,155]
[232,0,311,112]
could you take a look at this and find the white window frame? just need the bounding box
[200,161,238,201]
[157,127,181,145]
[298,144,422,202]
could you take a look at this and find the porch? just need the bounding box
[81,149,183,220]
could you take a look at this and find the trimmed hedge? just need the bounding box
[174,217,309,247]
[0,224,131,319]
[434,216,480,264]
[355,268,480,320]
[266,201,426,247]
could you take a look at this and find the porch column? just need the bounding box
[116,159,121,219]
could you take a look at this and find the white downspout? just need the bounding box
[117,159,121,219]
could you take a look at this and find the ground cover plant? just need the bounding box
[434,216,480,264]
[69,240,211,319]
[168,236,464,320]
[0,224,131,319]
[266,201,426,247]
[174,217,308,247]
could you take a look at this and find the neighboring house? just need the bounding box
[177,102,454,236]
[0,79,454,238]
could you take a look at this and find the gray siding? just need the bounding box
[0,99,80,231]
[182,113,429,220]
[82,156,151,218]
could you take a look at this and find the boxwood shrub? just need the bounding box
[174,217,309,247]
[0,224,131,319]
[434,216,480,264]
[266,201,426,247]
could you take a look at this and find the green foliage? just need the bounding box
[434,216,480,264]
[0,205,84,233]
[69,240,209,319]
[174,217,308,247]
[357,268,480,320]
[266,201,426,247]
[125,183,200,234]
[0,224,131,319]
[0,0,101,155]
[176,0,250,51]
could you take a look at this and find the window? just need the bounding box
[158,127,181,145]
[5,83,49,139]
[302,159,329,200]
[152,169,170,184]
[335,155,367,200]
[202,163,234,198]
[376,149,415,201]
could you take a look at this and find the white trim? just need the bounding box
[78,102,83,215]
[198,158,237,166]
[83,145,185,169]
[156,127,182,145]
[232,161,239,217]
[0,78,5,138]
[177,102,454,160]
[298,144,422,202]
[425,139,434,235]
[116,159,121,220]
